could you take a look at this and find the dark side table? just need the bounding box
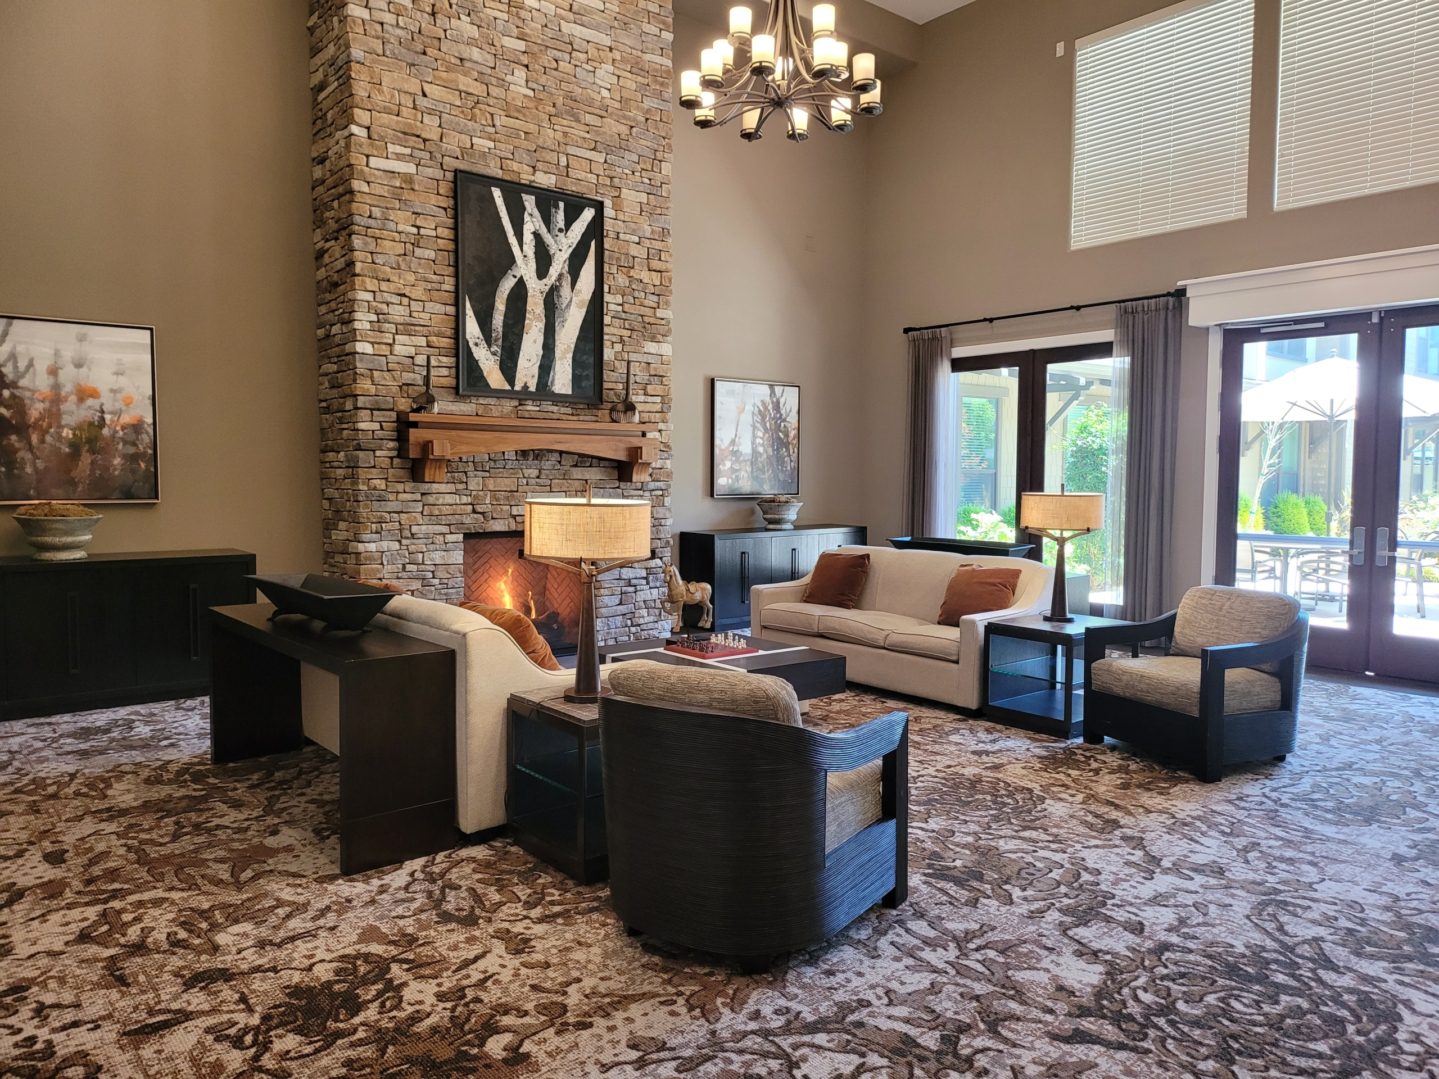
[506,689,606,883]
[983,614,1131,739]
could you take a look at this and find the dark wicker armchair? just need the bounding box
[599,690,908,973]
[1083,586,1310,782]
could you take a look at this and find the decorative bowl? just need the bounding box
[247,573,397,631]
[13,513,104,561]
[755,499,803,530]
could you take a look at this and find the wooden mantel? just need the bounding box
[399,412,660,483]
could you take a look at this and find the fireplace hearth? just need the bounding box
[464,533,582,656]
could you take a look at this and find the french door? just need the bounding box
[1217,305,1439,682]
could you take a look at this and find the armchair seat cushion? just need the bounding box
[758,601,832,636]
[1091,655,1281,717]
[884,623,964,662]
[825,760,882,853]
[817,610,927,648]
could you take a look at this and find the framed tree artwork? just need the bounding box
[456,170,604,403]
[0,314,159,503]
[711,377,801,498]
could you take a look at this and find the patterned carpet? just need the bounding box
[2,677,1437,1077]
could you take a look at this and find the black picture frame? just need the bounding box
[0,313,160,504]
[455,169,604,404]
[711,377,801,498]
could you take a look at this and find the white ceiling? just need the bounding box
[863,0,978,24]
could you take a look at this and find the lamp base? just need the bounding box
[564,687,611,704]
[1042,613,1075,624]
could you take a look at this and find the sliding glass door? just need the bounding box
[951,344,1127,609]
[1217,305,1439,682]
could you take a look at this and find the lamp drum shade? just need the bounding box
[1020,492,1104,532]
[523,496,652,561]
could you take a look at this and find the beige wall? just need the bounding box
[671,13,874,540]
[859,0,1439,601]
[0,1,322,570]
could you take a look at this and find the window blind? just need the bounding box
[1071,0,1255,249]
[1275,0,1439,210]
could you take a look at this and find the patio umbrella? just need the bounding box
[1240,353,1439,507]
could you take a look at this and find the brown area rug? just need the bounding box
[2,677,1437,1077]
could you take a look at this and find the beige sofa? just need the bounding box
[302,594,583,835]
[750,545,1053,711]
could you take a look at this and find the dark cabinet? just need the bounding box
[0,549,255,720]
[679,525,866,631]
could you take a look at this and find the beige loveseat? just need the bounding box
[750,545,1053,711]
[303,595,584,835]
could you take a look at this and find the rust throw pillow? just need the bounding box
[802,551,871,609]
[938,566,1022,625]
[458,602,563,671]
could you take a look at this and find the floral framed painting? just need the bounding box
[0,314,159,504]
[711,377,800,498]
[455,169,604,403]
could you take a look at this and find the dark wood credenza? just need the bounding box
[0,548,255,720]
[679,524,867,631]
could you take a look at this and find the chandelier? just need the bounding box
[677,2,883,142]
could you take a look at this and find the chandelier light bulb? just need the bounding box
[831,40,849,79]
[812,3,836,39]
[741,107,763,141]
[812,36,838,80]
[831,96,853,132]
[713,38,735,70]
[700,47,724,88]
[851,52,877,93]
[695,90,717,128]
[751,34,776,77]
[729,5,752,43]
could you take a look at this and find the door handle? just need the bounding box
[1375,527,1390,568]
[66,591,80,674]
[1350,527,1365,566]
[790,547,798,578]
[739,550,749,601]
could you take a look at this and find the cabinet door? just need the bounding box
[713,537,766,626]
[136,561,253,687]
[768,533,820,583]
[1,567,135,702]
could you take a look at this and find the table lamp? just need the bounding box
[524,486,653,702]
[1019,487,1105,623]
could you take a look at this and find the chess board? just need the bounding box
[663,641,761,660]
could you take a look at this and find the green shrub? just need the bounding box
[1303,495,1328,536]
[1266,491,1314,536]
[1237,494,1265,531]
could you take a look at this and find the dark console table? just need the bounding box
[679,524,867,631]
[209,603,456,875]
[0,548,255,721]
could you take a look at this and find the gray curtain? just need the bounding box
[1117,297,1184,620]
[904,328,956,538]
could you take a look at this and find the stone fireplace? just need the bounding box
[307,0,673,644]
[464,533,582,655]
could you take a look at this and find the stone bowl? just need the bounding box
[13,513,104,561]
[756,499,803,530]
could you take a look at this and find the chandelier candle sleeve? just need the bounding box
[713,38,735,70]
[859,79,882,115]
[679,70,701,107]
[788,107,809,141]
[812,3,835,38]
[831,96,853,132]
[701,47,723,86]
[852,52,876,92]
[729,5,751,41]
[742,107,762,140]
[751,33,776,76]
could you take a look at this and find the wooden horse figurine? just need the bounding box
[664,565,714,630]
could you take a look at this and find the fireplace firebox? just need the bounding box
[463,533,582,656]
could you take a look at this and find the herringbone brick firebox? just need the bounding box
[464,533,583,655]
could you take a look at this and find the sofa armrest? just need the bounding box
[750,578,810,618]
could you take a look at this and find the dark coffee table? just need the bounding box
[597,634,846,700]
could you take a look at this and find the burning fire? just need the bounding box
[493,567,538,619]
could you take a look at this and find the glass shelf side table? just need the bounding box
[983,614,1131,739]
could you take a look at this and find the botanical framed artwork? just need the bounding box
[455,169,604,403]
[0,314,159,503]
[711,377,801,498]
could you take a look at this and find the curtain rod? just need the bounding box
[901,288,1186,336]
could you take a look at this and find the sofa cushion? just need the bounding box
[607,659,803,726]
[938,566,1022,625]
[803,551,871,609]
[885,623,964,662]
[826,760,882,853]
[458,602,562,671]
[1171,586,1300,672]
[817,609,926,648]
[1090,655,1282,716]
[758,601,831,636]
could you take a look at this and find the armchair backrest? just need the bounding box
[1171,585,1301,670]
